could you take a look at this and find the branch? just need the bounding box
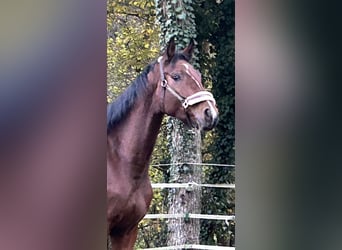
[115,11,152,21]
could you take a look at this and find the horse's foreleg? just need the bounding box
[127,226,138,249]
[110,226,138,250]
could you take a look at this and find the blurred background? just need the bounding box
[0,1,106,250]
[237,1,342,250]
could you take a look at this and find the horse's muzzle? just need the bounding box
[202,107,219,131]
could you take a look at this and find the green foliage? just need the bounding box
[195,0,235,246]
[107,0,159,103]
[155,0,199,67]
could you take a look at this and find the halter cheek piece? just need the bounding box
[158,56,216,109]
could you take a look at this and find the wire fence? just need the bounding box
[150,162,235,168]
[140,162,235,250]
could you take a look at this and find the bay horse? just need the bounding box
[107,38,219,249]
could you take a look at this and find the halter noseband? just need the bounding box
[158,56,216,109]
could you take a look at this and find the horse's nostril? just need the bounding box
[204,108,211,118]
[203,107,218,129]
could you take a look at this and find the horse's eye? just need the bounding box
[171,74,181,81]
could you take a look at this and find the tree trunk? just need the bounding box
[155,0,202,246]
[167,120,201,246]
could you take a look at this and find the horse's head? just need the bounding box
[154,38,219,131]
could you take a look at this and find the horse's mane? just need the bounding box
[107,63,154,133]
[107,53,190,134]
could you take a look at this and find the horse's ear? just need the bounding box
[166,37,176,61]
[183,39,195,60]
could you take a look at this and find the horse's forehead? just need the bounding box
[180,62,198,73]
[181,62,202,82]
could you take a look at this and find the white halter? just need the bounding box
[158,56,216,109]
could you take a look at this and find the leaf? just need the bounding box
[165,19,172,26]
[175,6,183,13]
[176,12,186,20]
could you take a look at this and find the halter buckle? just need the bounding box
[161,79,167,88]
[182,100,189,109]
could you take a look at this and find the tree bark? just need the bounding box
[155,0,202,246]
[167,120,202,246]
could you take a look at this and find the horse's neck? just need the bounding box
[108,93,163,178]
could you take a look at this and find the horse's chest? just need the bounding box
[107,180,152,234]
